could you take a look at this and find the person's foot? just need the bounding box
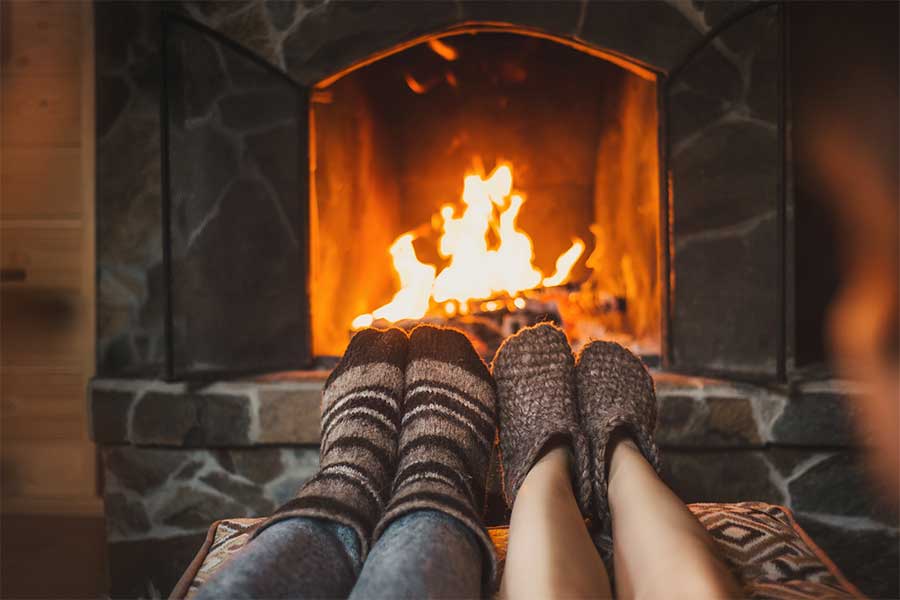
[491,323,592,516]
[575,340,660,531]
[251,327,409,559]
[373,325,499,589]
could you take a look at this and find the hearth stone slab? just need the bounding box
[90,373,868,449]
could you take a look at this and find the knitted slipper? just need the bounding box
[251,327,408,560]
[491,323,592,515]
[575,340,661,530]
[374,325,500,589]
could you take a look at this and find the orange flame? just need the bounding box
[352,163,584,329]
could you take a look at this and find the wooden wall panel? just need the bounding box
[2,148,82,218]
[1,1,98,515]
[1,74,82,147]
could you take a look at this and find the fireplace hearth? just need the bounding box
[89,2,899,597]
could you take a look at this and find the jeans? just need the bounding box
[194,510,484,599]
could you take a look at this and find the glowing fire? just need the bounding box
[351,163,585,329]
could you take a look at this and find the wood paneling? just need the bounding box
[1,73,81,147]
[1,441,97,499]
[1,226,84,288]
[1,1,98,516]
[1,2,82,75]
[2,148,82,218]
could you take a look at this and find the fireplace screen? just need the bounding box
[162,17,310,379]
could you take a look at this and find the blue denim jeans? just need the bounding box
[194,510,483,599]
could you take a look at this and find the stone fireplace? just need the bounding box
[90,1,897,597]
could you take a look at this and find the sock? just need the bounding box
[251,327,408,560]
[373,325,499,589]
[491,323,592,515]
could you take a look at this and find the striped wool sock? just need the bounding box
[251,327,408,560]
[373,325,499,589]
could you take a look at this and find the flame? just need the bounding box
[352,163,585,329]
[543,239,586,287]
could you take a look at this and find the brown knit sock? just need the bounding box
[373,325,499,589]
[491,323,592,515]
[575,340,660,528]
[252,327,408,559]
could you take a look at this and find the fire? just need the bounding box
[352,163,585,329]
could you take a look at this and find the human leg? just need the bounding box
[576,341,740,600]
[194,517,360,600]
[492,324,611,599]
[349,509,483,599]
[500,446,612,600]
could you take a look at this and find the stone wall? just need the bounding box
[91,373,899,598]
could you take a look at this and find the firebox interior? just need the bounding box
[311,32,661,358]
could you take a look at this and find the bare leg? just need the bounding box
[608,434,741,600]
[500,446,612,600]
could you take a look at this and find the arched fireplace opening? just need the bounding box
[310,30,661,360]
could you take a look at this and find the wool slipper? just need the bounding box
[575,339,661,529]
[491,323,592,515]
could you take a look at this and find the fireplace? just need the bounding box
[90,3,900,597]
[148,4,783,381]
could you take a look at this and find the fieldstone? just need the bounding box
[657,395,696,436]
[661,451,785,505]
[706,397,763,445]
[219,88,299,132]
[131,392,198,445]
[200,471,276,515]
[264,0,298,31]
[95,2,146,72]
[797,516,899,600]
[168,122,240,251]
[744,8,780,123]
[96,75,131,139]
[283,1,458,84]
[672,120,779,236]
[90,388,134,443]
[157,485,247,531]
[578,1,704,72]
[103,447,187,493]
[245,125,303,229]
[789,453,897,526]
[173,178,305,373]
[173,459,204,482]
[658,395,762,447]
[766,448,824,478]
[189,393,253,446]
[667,42,742,149]
[258,389,321,444]
[671,209,779,376]
[171,24,229,120]
[230,448,286,484]
[771,392,858,446]
[458,0,583,36]
[104,492,152,538]
[217,2,281,66]
[695,0,756,29]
